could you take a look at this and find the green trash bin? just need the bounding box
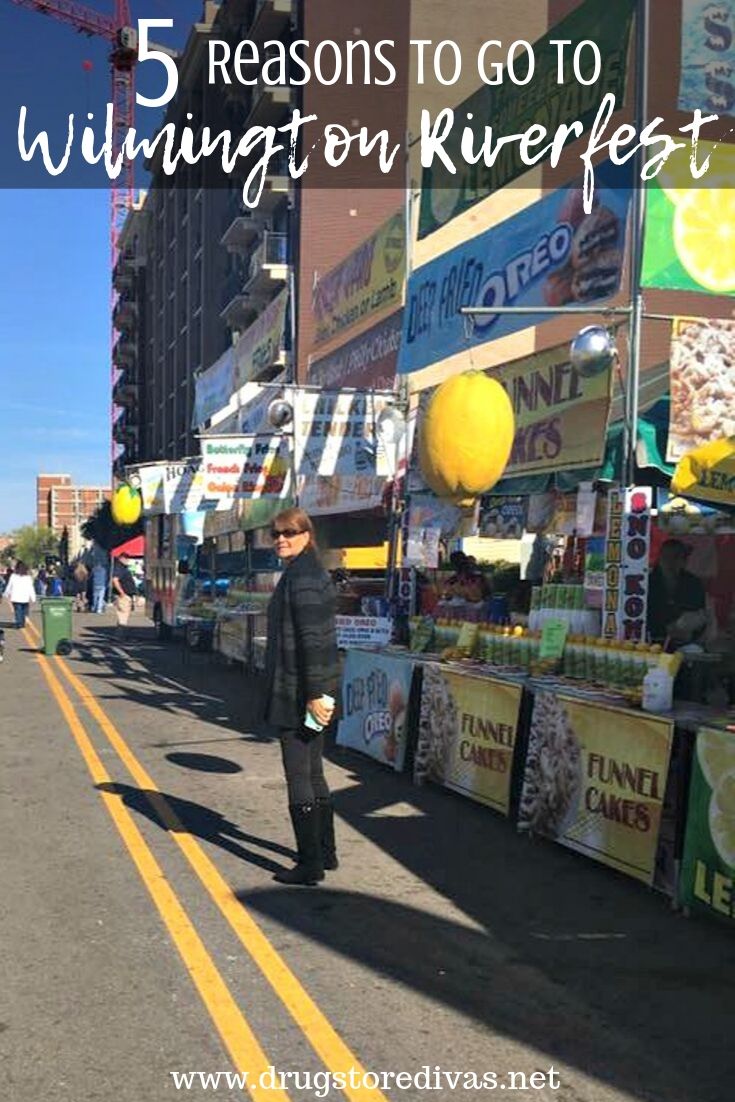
[40,597,74,656]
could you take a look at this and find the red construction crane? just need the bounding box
[10,0,139,477]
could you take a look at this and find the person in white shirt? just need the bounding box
[4,561,36,629]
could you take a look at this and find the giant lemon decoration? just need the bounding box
[418,372,515,501]
[111,483,142,525]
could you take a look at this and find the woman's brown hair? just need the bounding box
[271,507,318,551]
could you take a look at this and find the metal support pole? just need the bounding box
[460,304,633,317]
[625,0,650,486]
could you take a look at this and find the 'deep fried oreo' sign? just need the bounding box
[398,159,633,376]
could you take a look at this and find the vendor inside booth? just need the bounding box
[647,538,708,646]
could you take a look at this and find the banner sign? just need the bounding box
[415,664,523,816]
[671,434,735,506]
[504,343,612,475]
[619,488,652,643]
[417,0,635,238]
[400,161,633,376]
[294,389,392,515]
[603,489,623,638]
[642,137,735,298]
[234,289,288,387]
[236,380,283,435]
[679,0,735,115]
[519,692,674,883]
[479,496,527,539]
[313,213,405,347]
[403,524,441,568]
[139,464,165,515]
[602,487,652,641]
[192,347,236,429]
[337,650,415,771]
[200,435,291,507]
[668,318,735,461]
[658,490,735,535]
[335,616,394,649]
[680,727,735,923]
[309,310,402,389]
[162,460,206,515]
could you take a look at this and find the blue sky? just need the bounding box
[0,2,204,533]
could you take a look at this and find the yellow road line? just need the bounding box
[53,646,389,1102]
[24,630,289,1102]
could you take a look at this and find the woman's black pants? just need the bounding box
[279,728,331,805]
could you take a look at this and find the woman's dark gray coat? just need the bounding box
[264,547,339,730]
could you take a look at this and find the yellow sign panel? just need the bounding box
[416,665,523,815]
[519,691,673,884]
[313,212,405,347]
[500,342,613,475]
[671,435,735,507]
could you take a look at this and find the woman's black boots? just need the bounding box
[316,797,338,870]
[274,804,325,885]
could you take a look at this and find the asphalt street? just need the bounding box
[1,608,733,1102]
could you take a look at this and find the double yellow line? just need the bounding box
[24,620,387,1102]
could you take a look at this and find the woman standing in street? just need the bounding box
[4,561,36,629]
[264,507,339,886]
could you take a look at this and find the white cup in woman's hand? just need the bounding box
[308,695,335,727]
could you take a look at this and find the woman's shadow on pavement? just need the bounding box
[96,782,294,874]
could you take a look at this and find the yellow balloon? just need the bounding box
[418,371,515,501]
[111,484,142,526]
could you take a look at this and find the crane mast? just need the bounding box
[10,0,138,478]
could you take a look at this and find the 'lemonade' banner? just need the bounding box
[642,139,735,297]
[678,0,735,115]
[401,161,632,376]
[313,212,405,348]
[680,726,735,923]
[337,650,415,772]
[415,664,523,816]
[519,692,673,883]
[418,0,635,238]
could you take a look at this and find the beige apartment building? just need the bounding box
[36,475,109,556]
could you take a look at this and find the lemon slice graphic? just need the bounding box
[697,728,735,789]
[709,770,735,868]
[674,189,735,293]
[656,140,734,205]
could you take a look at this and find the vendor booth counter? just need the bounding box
[337,645,735,916]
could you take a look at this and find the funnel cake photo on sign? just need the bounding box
[669,318,735,460]
[414,665,458,786]
[518,692,583,838]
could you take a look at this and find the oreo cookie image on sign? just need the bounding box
[571,249,623,302]
[570,207,620,268]
[570,206,622,303]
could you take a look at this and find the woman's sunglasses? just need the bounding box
[271,527,303,540]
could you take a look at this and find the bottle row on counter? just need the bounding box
[527,584,601,635]
[410,617,665,692]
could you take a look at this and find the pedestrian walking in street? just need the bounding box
[111,553,137,637]
[34,566,47,598]
[263,507,339,886]
[46,569,64,598]
[71,562,89,612]
[4,561,36,629]
[91,562,107,613]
